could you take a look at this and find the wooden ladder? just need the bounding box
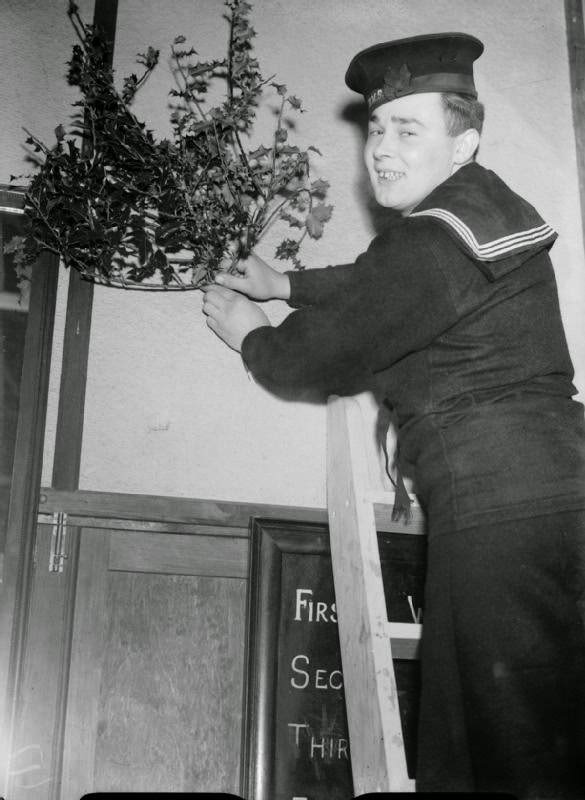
[326,394,425,795]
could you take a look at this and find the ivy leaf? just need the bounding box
[280,210,304,229]
[276,144,300,156]
[249,144,271,160]
[55,124,66,142]
[137,46,159,70]
[309,178,330,198]
[287,95,303,111]
[188,61,215,77]
[271,82,287,96]
[305,203,333,239]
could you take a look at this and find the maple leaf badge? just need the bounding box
[383,63,412,101]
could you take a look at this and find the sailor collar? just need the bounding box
[409,162,557,280]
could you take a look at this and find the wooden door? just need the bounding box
[8,518,249,798]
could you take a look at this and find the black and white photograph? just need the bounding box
[0,1,584,798]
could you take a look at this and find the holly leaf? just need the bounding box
[151,248,168,271]
[305,203,333,239]
[275,238,300,260]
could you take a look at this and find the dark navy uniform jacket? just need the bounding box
[242,163,585,536]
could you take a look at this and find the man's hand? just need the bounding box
[202,284,270,352]
[215,252,291,301]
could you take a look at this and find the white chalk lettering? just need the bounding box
[291,654,310,689]
[288,722,309,746]
[293,588,337,623]
[288,724,350,760]
[290,654,343,690]
[310,737,326,758]
[294,589,313,621]
[407,595,423,623]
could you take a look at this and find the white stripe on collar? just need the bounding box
[410,207,556,261]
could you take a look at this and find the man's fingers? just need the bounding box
[202,285,236,314]
[205,315,220,334]
[215,272,247,291]
[201,291,223,317]
[203,284,236,299]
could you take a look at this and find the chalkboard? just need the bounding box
[241,519,426,800]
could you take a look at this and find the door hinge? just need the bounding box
[49,511,69,573]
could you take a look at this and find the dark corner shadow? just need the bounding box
[338,99,402,236]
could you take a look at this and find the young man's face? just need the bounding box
[364,92,463,215]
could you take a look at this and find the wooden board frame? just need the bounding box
[241,518,348,800]
[241,518,424,800]
[0,190,59,793]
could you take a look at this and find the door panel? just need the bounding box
[11,522,248,799]
[108,529,248,578]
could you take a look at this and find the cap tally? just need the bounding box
[345,32,484,112]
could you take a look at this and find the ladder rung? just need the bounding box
[388,622,422,660]
[366,489,418,506]
[387,622,422,660]
[388,622,422,639]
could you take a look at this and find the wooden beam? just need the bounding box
[38,487,328,528]
[565,0,585,239]
[51,0,118,490]
[38,486,427,534]
[44,5,119,798]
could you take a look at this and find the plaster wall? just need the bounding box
[3,1,584,508]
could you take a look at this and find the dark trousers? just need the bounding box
[416,511,585,799]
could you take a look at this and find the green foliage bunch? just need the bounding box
[10,0,332,289]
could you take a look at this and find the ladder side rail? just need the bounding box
[326,395,414,794]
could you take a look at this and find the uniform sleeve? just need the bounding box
[242,221,460,394]
[287,262,358,308]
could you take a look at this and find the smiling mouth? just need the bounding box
[376,169,405,182]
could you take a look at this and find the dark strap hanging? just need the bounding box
[376,401,413,523]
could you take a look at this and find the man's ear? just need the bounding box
[454,128,480,164]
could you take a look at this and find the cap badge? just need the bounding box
[383,63,412,101]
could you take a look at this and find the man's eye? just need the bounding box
[400,129,415,137]
[368,127,383,136]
